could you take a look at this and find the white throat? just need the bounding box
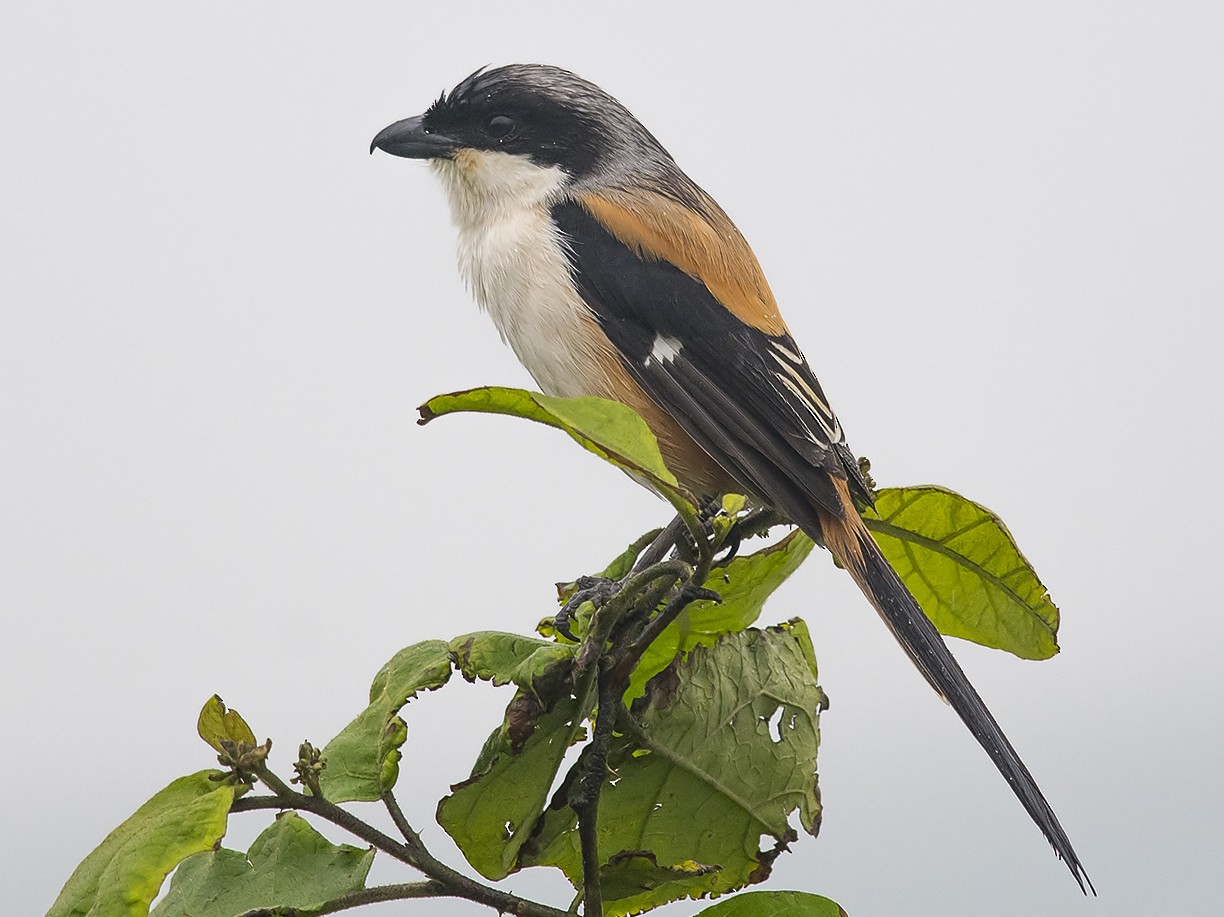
[432,148,567,224]
[430,149,610,399]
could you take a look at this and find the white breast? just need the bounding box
[430,150,610,399]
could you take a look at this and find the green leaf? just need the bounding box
[438,631,584,878]
[418,387,695,508]
[152,812,373,917]
[437,692,585,880]
[48,771,235,917]
[319,640,453,802]
[596,530,663,581]
[196,695,256,753]
[522,621,827,916]
[600,852,719,904]
[695,890,847,917]
[628,530,815,701]
[863,486,1060,660]
[449,631,576,700]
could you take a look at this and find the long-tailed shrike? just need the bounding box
[371,64,1090,891]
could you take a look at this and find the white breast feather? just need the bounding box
[430,150,609,399]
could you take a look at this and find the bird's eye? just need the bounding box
[485,114,517,140]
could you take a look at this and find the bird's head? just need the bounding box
[371,64,675,200]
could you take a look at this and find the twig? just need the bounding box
[382,790,427,855]
[567,556,692,916]
[630,515,689,573]
[668,501,715,588]
[733,508,787,541]
[573,560,690,675]
[238,881,450,917]
[618,527,665,570]
[566,510,728,916]
[571,658,626,917]
[616,584,721,683]
[565,502,739,915]
[236,775,570,917]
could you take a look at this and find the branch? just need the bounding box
[616,583,721,683]
[734,508,787,542]
[382,791,428,856]
[675,504,713,581]
[236,775,571,917]
[564,505,738,915]
[573,559,690,675]
[630,515,689,573]
[230,507,747,917]
[238,881,450,917]
[571,659,625,917]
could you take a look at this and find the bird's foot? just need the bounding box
[712,530,742,566]
[553,575,620,642]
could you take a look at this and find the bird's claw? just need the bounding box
[713,528,743,567]
[554,575,620,641]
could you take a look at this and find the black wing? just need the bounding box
[553,199,870,524]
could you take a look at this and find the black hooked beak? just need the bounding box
[370,115,460,159]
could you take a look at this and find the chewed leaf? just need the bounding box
[601,852,719,904]
[863,486,1060,660]
[419,387,695,509]
[521,621,826,916]
[437,692,585,881]
[319,640,453,802]
[449,631,575,700]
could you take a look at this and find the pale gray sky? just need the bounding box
[3,3,1221,915]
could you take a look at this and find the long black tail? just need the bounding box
[821,506,1093,893]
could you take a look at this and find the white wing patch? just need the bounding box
[646,334,683,366]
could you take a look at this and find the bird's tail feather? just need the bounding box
[815,484,1093,893]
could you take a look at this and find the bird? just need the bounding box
[371,63,1091,892]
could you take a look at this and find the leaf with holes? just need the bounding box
[449,631,575,700]
[521,620,826,916]
[438,628,585,881]
[437,691,585,881]
[863,486,1060,659]
[152,812,373,917]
